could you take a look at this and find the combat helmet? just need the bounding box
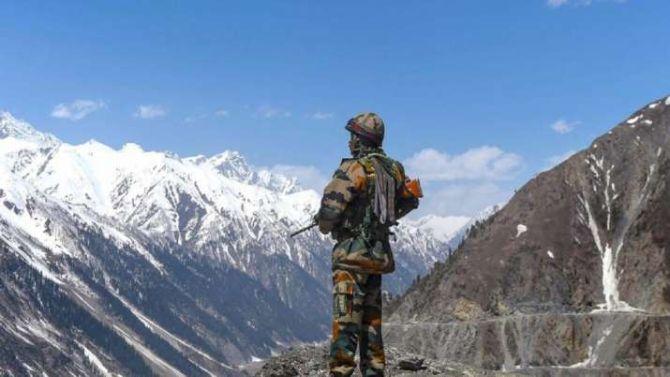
[345,112,385,146]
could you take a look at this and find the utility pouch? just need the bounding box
[396,177,422,219]
[403,178,424,199]
[332,236,395,274]
[332,271,355,320]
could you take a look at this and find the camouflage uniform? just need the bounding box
[317,113,418,377]
[331,269,384,376]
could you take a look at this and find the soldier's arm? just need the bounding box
[395,162,420,219]
[316,160,367,234]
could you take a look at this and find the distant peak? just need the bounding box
[207,150,249,168]
[0,111,60,146]
[121,142,144,153]
[408,214,471,243]
[184,154,207,165]
[203,150,301,193]
[618,95,670,129]
[209,150,245,162]
[82,138,104,146]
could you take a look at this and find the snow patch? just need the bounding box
[0,233,64,284]
[15,319,63,350]
[580,193,639,312]
[110,290,232,371]
[76,342,111,377]
[21,363,35,372]
[626,115,642,125]
[112,324,187,377]
[569,324,613,368]
[515,224,527,238]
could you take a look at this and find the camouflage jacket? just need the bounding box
[317,152,417,274]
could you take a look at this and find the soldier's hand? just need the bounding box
[318,223,330,235]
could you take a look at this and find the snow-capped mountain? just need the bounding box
[0,111,450,375]
[444,203,504,250]
[406,214,470,243]
[407,204,503,254]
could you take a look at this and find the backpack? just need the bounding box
[358,153,420,227]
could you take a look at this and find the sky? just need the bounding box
[1,0,669,218]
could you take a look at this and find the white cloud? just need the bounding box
[255,105,291,119]
[550,119,579,134]
[51,99,106,121]
[547,0,625,8]
[185,109,230,123]
[269,164,329,192]
[184,113,207,123]
[308,111,334,120]
[214,109,230,117]
[547,0,570,7]
[403,146,523,182]
[266,145,523,219]
[134,105,167,119]
[402,146,523,217]
[418,182,512,218]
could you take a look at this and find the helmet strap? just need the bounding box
[354,143,385,159]
[349,133,362,157]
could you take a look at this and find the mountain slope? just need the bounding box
[0,111,451,373]
[1,111,448,295]
[0,156,321,375]
[386,96,670,373]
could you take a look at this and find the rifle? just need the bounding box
[290,220,318,238]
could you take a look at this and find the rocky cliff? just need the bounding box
[385,96,670,375]
[252,343,525,377]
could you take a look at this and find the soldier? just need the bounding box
[316,113,420,377]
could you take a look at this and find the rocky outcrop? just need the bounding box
[253,343,525,376]
[386,313,670,374]
[383,96,670,375]
[256,313,670,376]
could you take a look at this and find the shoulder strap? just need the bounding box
[369,157,398,226]
[356,156,375,174]
[363,155,404,185]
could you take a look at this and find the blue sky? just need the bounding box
[1,0,669,217]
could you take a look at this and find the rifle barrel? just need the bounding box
[290,222,317,237]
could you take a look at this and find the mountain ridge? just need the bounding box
[382,95,670,374]
[0,111,457,375]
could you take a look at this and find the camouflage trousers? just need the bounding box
[329,269,385,377]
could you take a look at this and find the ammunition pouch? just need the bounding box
[331,235,395,275]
